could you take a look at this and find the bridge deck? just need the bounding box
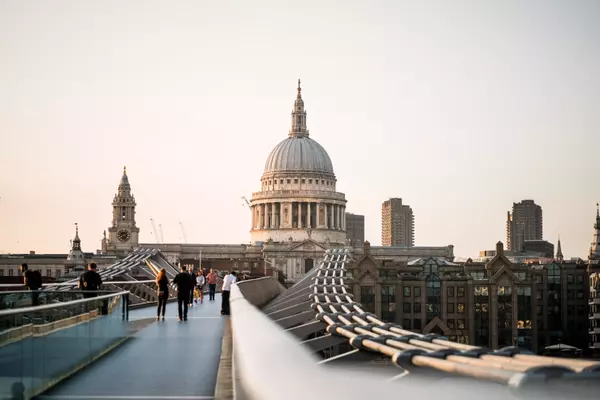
[40,299,225,399]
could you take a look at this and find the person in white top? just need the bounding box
[221,271,237,315]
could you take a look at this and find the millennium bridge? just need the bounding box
[0,248,599,400]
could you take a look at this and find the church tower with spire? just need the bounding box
[590,203,600,262]
[556,235,564,262]
[66,223,86,271]
[105,166,140,255]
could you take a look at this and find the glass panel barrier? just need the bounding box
[0,291,130,400]
[0,290,118,311]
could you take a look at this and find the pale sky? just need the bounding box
[1,0,599,259]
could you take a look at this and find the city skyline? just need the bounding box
[1,1,599,258]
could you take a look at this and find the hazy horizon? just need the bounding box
[1,0,599,258]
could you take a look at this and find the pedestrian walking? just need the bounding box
[20,263,42,306]
[221,271,237,316]
[196,272,205,304]
[188,268,197,307]
[155,268,169,321]
[207,268,218,301]
[79,263,102,298]
[173,265,194,321]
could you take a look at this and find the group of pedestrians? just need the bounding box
[20,260,236,321]
[155,265,233,321]
[20,262,102,306]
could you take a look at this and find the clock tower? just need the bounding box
[104,166,140,255]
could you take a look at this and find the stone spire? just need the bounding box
[289,79,309,138]
[591,203,600,261]
[556,235,563,262]
[112,166,136,224]
[118,165,131,195]
[73,223,81,250]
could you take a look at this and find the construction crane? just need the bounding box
[241,196,251,209]
[158,224,165,244]
[150,218,159,243]
[179,221,188,243]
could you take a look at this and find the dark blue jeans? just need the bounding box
[177,294,189,320]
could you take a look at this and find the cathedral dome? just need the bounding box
[264,136,334,175]
[263,80,334,176]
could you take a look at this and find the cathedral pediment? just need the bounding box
[287,239,326,252]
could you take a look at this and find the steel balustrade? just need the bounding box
[312,249,600,390]
[232,248,600,399]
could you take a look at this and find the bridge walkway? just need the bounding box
[39,299,225,400]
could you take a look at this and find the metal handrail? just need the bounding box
[230,284,406,400]
[0,290,130,317]
[0,290,119,295]
[0,280,156,288]
[310,250,600,391]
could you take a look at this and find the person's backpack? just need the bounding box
[29,270,43,289]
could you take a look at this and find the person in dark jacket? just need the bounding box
[173,265,194,321]
[155,268,169,321]
[20,263,42,306]
[78,263,102,298]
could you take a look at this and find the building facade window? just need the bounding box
[547,263,562,332]
[474,285,490,347]
[497,285,513,347]
[413,302,421,313]
[361,286,376,314]
[471,271,485,280]
[425,262,441,321]
[381,285,396,322]
[403,286,411,297]
[517,286,532,350]
[413,286,421,297]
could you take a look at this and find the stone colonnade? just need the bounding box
[251,201,346,231]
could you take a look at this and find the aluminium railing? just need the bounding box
[230,249,600,400]
[0,290,132,400]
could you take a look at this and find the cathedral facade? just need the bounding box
[100,81,454,283]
